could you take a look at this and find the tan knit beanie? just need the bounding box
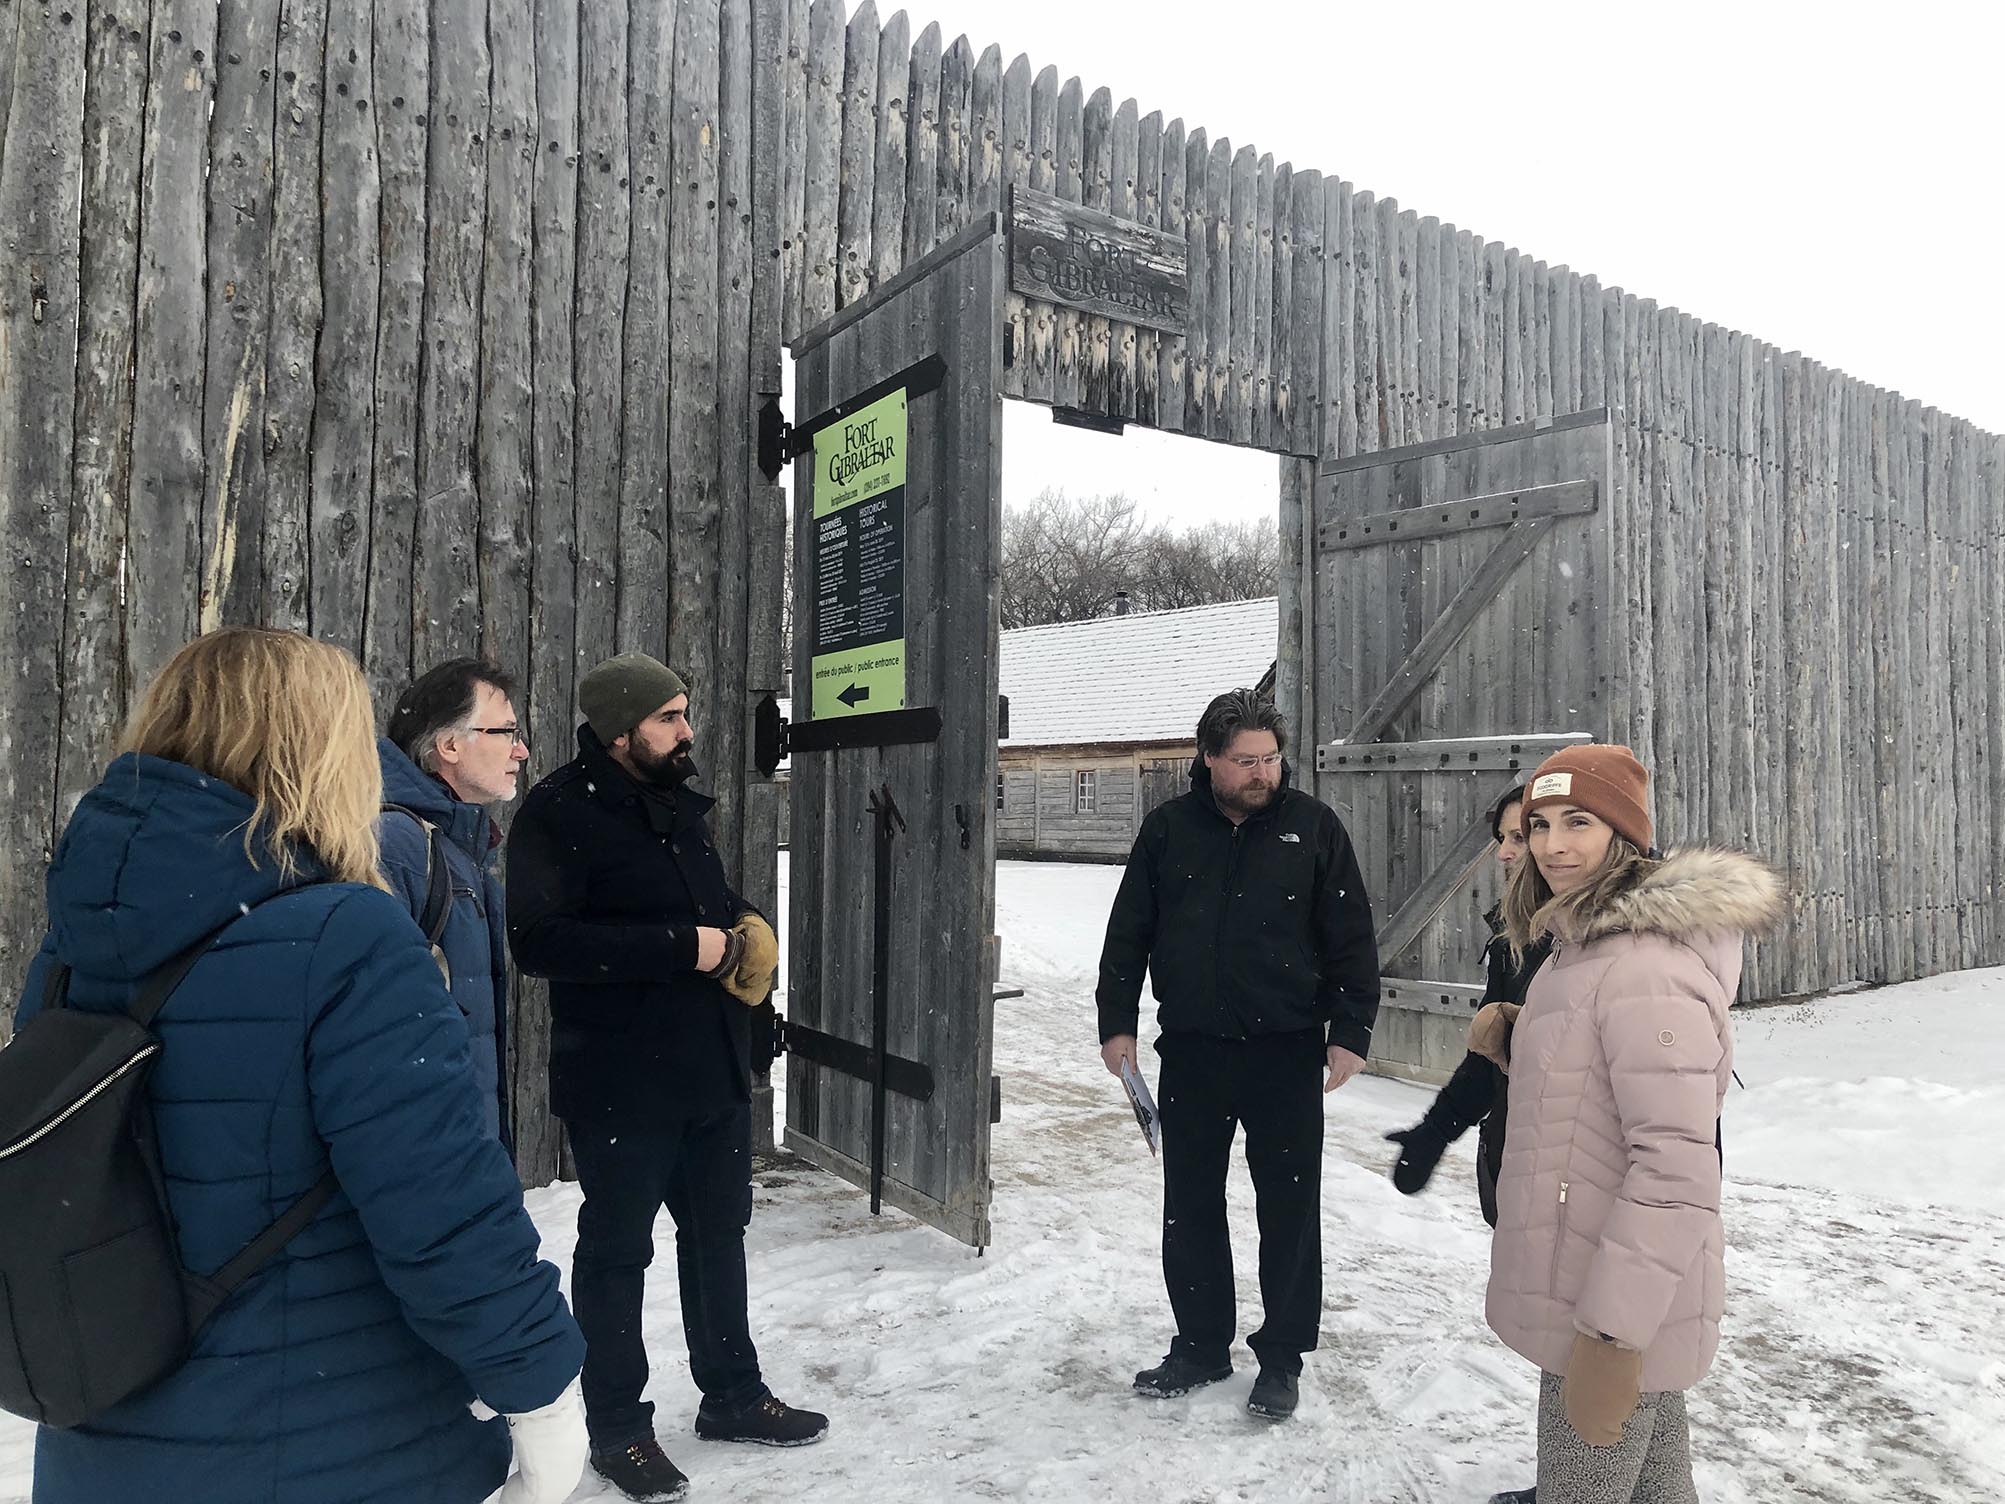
[1520,744,1653,852]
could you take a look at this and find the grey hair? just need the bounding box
[1195,689,1286,759]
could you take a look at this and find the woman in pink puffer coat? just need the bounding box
[1469,745,1780,1504]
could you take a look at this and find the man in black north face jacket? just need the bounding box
[1097,689,1378,1420]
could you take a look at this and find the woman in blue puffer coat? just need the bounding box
[15,628,586,1504]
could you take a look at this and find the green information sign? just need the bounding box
[810,389,909,719]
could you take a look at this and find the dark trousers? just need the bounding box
[1157,1028,1325,1375]
[567,1107,767,1448]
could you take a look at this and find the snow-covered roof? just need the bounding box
[1000,597,1277,749]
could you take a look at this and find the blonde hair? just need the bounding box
[121,628,389,890]
[1501,822,1660,964]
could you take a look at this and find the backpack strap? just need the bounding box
[383,803,452,947]
[183,1170,341,1331]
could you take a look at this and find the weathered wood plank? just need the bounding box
[127,4,218,696]
[1051,76,1084,410]
[1131,107,1161,428]
[934,35,971,240]
[967,42,1001,214]
[1105,96,1137,418]
[868,8,908,287]
[617,0,671,656]
[1225,145,1255,445]
[1326,179,1353,458]
[201,3,282,629]
[1531,260,1554,420]
[901,21,939,266]
[479,0,535,683]
[780,0,811,342]
[671,0,724,710]
[1290,167,1324,455]
[1455,229,1481,432]
[0,0,19,190]
[262,0,328,634]
[0,0,85,1013]
[1268,163,1291,452]
[798,0,842,333]
[1078,87,1113,415]
[994,51,1028,398]
[834,0,878,309]
[716,0,755,884]
[1414,215,1442,442]
[1349,188,1380,452]
[1155,117,1188,432]
[571,0,628,665]
[413,0,489,668]
[58,2,150,828]
[1201,135,1231,436]
[1019,63,1057,403]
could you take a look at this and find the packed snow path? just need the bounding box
[2,859,1998,1502]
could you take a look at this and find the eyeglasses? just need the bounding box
[467,726,528,746]
[1224,753,1283,770]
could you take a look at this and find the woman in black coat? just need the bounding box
[1383,785,1551,1227]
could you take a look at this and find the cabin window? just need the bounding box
[996,772,1006,811]
[1075,769,1097,813]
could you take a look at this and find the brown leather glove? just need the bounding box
[1563,1331,1643,1446]
[1467,1001,1522,1072]
[721,913,778,1006]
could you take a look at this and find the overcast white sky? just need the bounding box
[888,0,2004,529]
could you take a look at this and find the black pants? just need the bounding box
[1157,1028,1325,1375]
[567,1107,767,1448]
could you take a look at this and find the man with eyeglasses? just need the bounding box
[379,658,533,1152]
[1096,687,1379,1421]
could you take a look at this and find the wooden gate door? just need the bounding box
[783,219,1005,1247]
[1299,411,1616,1078]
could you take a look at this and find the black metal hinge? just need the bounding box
[757,396,791,483]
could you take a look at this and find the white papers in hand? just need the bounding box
[1119,1056,1161,1157]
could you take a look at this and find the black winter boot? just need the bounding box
[1487,1488,1536,1503]
[1246,1367,1299,1419]
[694,1392,830,1447]
[590,1437,690,1502]
[1133,1351,1233,1398]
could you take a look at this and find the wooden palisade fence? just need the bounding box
[1,0,1999,1178]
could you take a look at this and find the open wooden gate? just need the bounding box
[781,220,1005,1247]
[1297,411,1616,1080]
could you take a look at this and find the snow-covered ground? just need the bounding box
[4,858,2000,1502]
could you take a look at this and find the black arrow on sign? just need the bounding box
[837,682,870,708]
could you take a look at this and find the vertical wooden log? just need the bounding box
[899,20,938,264]
[1020,64,1057,404]
[571,0,627,669]
[0,0,84,1015]
[747,0,787,873]
[617,0,670,657]
[1325,178,1352,459]
[1456,230,1481,432]
[933,35,971,241]
[1155,116,1187,432]
[1050,76,1084,410]
[362,0,428,707]
[1267,163,1291,452]
[1350,188,1380,451]
[716,0,754,886]
[127,5,218,696]
[1106,97,1137,419]
[1375,200,1407,446]
[1130,107,1161,427]
[1413,214,1441,441]
[479,0,534,682]
[834,0,876,309]
[1202,135,1231,435]
[201,3,282,629]
[1078,86,1113,415]
[1224,144,1256,444]
[779,0,810,341]
[262,1,328,634]
[668,0,722,709]
[867,7,907,287]
[1530,260,1553,420]
[798,0,841,333]
[967,42,1001,214]
[310,0,377,656]
[0,0,19,187]
[993,52,1028,399]
[58,2,150,831]
[1288,167,1323,456]
[412,0,490,670]
[1481,240,1506,429]
[1251,155,1277,449]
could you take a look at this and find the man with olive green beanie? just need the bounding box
[507,652,827,1498]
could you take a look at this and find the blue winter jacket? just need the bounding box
[17,754,584,1504]
[377,738,511,1149]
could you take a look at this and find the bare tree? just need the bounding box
[1002,490,1276,627]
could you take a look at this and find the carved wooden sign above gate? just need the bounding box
[1008,188,1189,336]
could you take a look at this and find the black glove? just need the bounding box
[1384,1124,1450,1196]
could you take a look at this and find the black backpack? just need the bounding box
[0,899,337,1429]
[383,803,453,986]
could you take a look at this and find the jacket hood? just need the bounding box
[1578,847,1783,950]
[47,754,323,981]
[378,735,493,857]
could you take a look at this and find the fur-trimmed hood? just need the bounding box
[1579,847,1784,946]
